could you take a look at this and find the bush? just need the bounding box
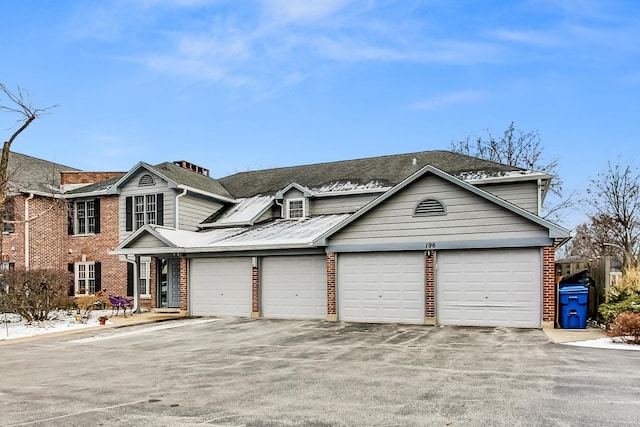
[599,263,640,324]
[607,312,640,344]
[0,269,73,322]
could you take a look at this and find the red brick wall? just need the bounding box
[66,196,127,296]
[180,255,188,311]
[252,263,259,314]
[61,171,125,185]
[425,251,435,320]
[28,196,67,270]
[2,194,27,268]
[542,246,555,322]
[147,257,157,309]
[326,252,336,318]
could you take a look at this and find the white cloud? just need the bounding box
[261,0,355,24]
[409,91,488,111]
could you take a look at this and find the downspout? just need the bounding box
[175,188,188,229]
[275,199,284,218]
[537,178,542,216]
[24,193,34,271]
[125,255,140,314]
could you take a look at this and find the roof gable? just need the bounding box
[110,161,234,202]
[314,164,571,246]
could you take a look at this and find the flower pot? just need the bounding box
[99,319,106,325]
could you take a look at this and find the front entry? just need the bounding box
[158,258,181,309]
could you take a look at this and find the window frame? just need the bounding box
[134,194,157,229]
[75,262,96,295]
[286,198,306,219]
[139,259,151,297]
[74,199,96,235]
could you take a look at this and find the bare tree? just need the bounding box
[586,160,640,268]
[563,214,622,260]
[0,84,56,257]
[449,122,574,222]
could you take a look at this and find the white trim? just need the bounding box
[286,198,306,219]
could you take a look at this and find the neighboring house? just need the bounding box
[114,151,572,328]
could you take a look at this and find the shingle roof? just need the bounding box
[150,162,233,199]
[4,150,79,194]
[64,176,122,195]
[218,150,524,198]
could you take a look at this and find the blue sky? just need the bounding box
[1,0,639,228]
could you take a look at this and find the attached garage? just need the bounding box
[437,248,542,328]
[190,257,252,317]
[261,255,327,319]
[338,252,425,324]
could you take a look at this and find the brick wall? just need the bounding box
[326,252,336,320]
[2,194,27,268]
[66,195,128,296]
[147,257,157,309]
[425,251,435,321]
[252,262,259,315]
[542,246,556,322]
[180,255,188,311]
[28,196,67,270]
[61,171,125,185]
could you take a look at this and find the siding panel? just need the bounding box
[478,181,539,214]
[179,194,223,231]
[329,175,548,246]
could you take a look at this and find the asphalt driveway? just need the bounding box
[1,318,639,426]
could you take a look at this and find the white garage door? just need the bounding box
[262,255,327,319]
[437,248,541,328]
[338,252,424,324]
[190,257,252,317]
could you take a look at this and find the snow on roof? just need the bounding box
[311,180,389,194]
[456,170,547,182]
[209,195,274,227]
[154,214,349,250]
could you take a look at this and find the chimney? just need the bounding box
[173,160,210,177]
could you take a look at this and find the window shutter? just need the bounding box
[156,193,164,226]
[94,198,101,233]
[127,263,134,297]
[67,204,74,235]
[125,196,133,231]
[94,262,102,292]
[67,263,75,296]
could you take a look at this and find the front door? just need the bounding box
[159,258,181,309]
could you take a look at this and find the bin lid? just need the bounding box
[559,285,588,293]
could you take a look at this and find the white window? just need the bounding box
[135,194,157,229]
[76,262,96,294]
[139,260,151,296]
[74,200,96,234]
[286,198,305,219]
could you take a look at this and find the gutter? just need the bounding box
[175,188,188,229]
[24,193,34,270]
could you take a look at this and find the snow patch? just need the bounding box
[312,180,387,193]
[210,195,273,226]
[563,337,640,351]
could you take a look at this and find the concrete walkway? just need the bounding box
[543,326,606,343]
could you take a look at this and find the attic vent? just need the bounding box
[414,198,446,217]
[138,174,155,187]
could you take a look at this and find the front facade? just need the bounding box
[114,151,571,328]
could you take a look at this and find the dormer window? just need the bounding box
[414,198,446,216]
[286,198,305,219]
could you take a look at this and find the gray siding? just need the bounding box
[179,193,223,231]
[131,233,168,249]
[477,181,539,214]
[119,170,175,242]
[329,174,549,246]
[311,193,379,215]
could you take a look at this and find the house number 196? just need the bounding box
[425,242,436,249]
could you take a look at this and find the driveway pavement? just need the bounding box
[1,318,639,426]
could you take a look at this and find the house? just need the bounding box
[1,150,129,298]
[113,151,571,328]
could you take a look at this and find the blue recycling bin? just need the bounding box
[559,285,588,329]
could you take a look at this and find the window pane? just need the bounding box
[146,195,156,224]
[288,200,304,218]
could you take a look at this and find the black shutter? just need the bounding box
[67,263,75,296]
[67,203,74,235]
[125,196,133,231]
[127,263,134,297]
[156,193,164,226]
[94,198,101,233]
[94,262,102,292]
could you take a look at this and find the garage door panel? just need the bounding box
[262,255,327,319]
[190,258,252,317]
[437,249,541,328]
[338,252,424,324]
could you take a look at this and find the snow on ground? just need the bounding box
[563,337,640,351]
[0,310,113,341]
